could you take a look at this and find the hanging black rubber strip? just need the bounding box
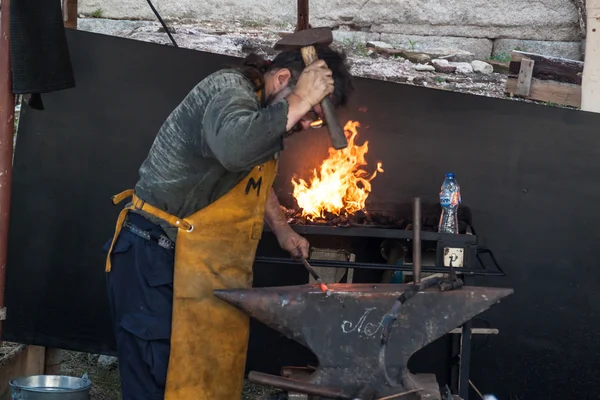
[145,0,179,47]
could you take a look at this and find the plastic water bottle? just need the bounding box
[438,172,461,234]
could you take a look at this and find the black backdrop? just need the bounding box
[5,29,600,400]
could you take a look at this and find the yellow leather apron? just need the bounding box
[106,160,277,400]
[105,81,278,399]
[106,159,278,399]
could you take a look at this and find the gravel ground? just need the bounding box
[60,352,122,400]
[57,350,277,400]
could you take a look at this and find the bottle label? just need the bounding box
[440,191,461,207]
[440,194,452,207]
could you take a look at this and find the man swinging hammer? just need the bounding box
[103,45,353,400]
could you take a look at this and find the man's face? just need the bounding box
[268,83,325,135]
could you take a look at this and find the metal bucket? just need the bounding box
[9,374,92,400]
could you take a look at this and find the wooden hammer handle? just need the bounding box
[300,46,348,150]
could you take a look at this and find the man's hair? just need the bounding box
[239,46,354,107]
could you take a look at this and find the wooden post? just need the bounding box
[63,0,78,29]
[44,348,62,375]
[515,59,535,97]
[582,0,600,112]
[0,0,15,338]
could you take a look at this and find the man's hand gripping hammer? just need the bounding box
[274,27,348,150]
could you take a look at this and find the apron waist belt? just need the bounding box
[123,217,175,250]
[106,189,191,272]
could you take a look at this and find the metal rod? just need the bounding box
[62,0,78,29]
[248,371,348,399]
[301,258,331,295]
[265,224,478,245]
[296,0,309,31]
[0,0,15,336]
[254,257,506,276]
[458,274,475,400]
[412,197,421,283]
[145,0,178,47]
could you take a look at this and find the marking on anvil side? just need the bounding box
[341,307,385,338]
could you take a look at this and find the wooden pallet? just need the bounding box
[505,50,583,108]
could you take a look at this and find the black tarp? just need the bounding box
[10,0,76,106]
[5,29,600,400]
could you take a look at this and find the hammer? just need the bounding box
[274,27,349,150]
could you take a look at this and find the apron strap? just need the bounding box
[111,189,134,205]
[105,190,193,272]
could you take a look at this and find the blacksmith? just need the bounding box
[103,47,353,400]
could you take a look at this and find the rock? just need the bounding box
[417,49,475,63]
[366,40,393,49]
[471,60,494,74]
[401,51,431,64]
[414,64,435,72]
[158,26,176,33]
[485,60,510,74]
[78,18,156,36]
[98,355,118,369]
[379,34,493,60]
[332,31,381,45]
[451,62,474,74]
[442,51,476,63]
[368,50,379,59]
[412,76,428,86]
[348,57,413,83]
[432,59,457,73]
[492,39,583,61]
[80,0,156,20]
[432,59,449,66]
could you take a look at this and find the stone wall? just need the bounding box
[79,0,584,60]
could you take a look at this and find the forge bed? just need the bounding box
[5,29,600,400]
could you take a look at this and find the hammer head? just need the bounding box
[274,27,333,50]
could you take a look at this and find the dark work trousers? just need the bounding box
[103,212,175,400]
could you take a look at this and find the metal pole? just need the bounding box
[63,0,78,29]
[0,0,15,335]
[412,197,421,283]
[296,0,309,31]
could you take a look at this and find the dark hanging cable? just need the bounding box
[145,0,179,47]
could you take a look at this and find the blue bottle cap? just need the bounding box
[445,172,455,179]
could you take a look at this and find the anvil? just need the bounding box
[214,283,512,399]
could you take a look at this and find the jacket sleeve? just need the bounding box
[203,87,289,172]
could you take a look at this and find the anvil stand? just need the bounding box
[214,199,513,400]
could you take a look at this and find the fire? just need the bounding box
[291,120,384,219]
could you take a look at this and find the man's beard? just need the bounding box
[267,86,294,106]
[267,86,302,136]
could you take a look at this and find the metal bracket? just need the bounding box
[444,247,464,268]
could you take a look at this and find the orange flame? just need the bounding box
[291,120,384,219]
